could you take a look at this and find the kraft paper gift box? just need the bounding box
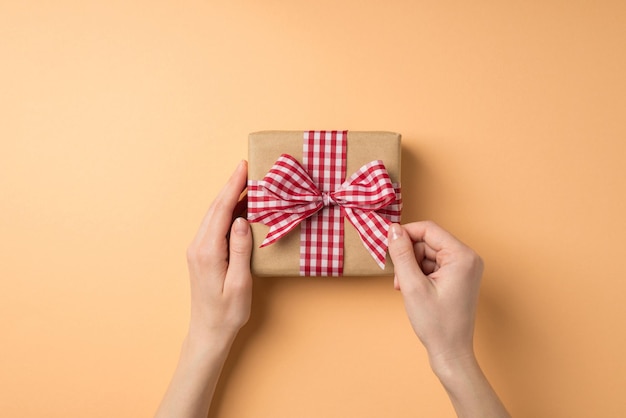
[247,130,402,277]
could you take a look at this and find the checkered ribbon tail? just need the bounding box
[248,155,402,271]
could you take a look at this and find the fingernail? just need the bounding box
[390,223,402,241]
[234,217,248,235]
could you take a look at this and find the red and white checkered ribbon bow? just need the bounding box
[248,131,401,276]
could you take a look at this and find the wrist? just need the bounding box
[184,324,238,361]
[428,349,512,417]
[428,348,479,385]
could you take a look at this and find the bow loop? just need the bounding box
[247,154,324,247]
[261,154,321,203]
[333,160,396,211]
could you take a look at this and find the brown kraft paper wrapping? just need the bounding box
[248,131,401,277]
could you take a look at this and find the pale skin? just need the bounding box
[388,222,511,418]
[155,161,511,418]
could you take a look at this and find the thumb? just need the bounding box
[388,223,429,294]
[226,217,253,288]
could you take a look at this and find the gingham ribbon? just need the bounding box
[248,131,401,276]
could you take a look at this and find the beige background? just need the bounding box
[1,1,625,417]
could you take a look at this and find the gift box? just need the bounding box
[247,130,402,277]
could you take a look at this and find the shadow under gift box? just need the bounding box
[248,131,401,277]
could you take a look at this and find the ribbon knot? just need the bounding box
[322,192,335,207]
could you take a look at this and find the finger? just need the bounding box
[232,192,248,223]
[402,220,464,252]
[393,275,400,291]
[193,161,248,245]
[225,193,248,243]
[414,241,438,263]
[388,223,430,294]
[413,242,439,275]
[225,217,253,291]
[420,258,438,275]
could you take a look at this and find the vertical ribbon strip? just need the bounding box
[300,130,347,276]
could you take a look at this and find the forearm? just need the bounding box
[430,353,511,418]
[155,332,235,418]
